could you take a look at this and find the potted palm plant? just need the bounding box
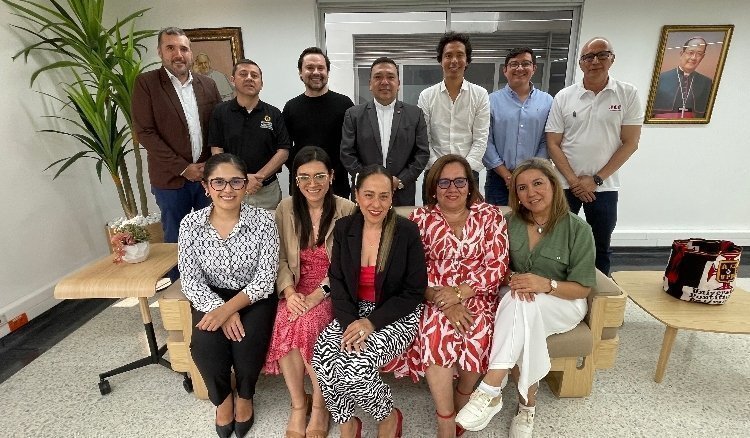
[3,0,157,220]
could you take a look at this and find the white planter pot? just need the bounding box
[122,241,150,263]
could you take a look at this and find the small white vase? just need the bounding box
[122,241,150,263]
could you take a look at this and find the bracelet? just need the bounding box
[454,285,463,303]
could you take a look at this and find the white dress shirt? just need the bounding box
[374,98,396,165]
[418,79,490,172]
[165,68,203,163]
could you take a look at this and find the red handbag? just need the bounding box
[663,238,742,304]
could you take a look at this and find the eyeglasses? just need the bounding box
[580,51,613,63]
[295,173,330,185]
[208,177,248,191]
[437,177,468,189]
[507,61,534,69]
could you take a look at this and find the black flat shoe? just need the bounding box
[234,414,254,438]
[215,421,234,438]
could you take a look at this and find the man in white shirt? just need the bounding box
[340,57,429,206]
[546,37,643,275]
[418,31,490,194]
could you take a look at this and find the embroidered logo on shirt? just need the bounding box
[609,104,622,111]
[260,114,273,130]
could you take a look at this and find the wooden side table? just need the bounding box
[54,243,185,395]
[612,271,750,383]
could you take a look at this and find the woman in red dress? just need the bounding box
[263,146,354,438]
[389,154,509,437]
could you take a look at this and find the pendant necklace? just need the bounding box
[677,69,694,118]
[532,215,548,234]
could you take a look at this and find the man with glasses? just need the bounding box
[132,27,222,275]
[418,32,490,200]
[545,37,643,276]
[652,36,712,119]
[209,59,290,210]
[340,57,429,206]
[483,47,553,206]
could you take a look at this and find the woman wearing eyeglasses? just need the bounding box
[263,146,354,438]
[178,153,279,438]
[388,154,509,438]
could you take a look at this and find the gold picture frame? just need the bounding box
[184,27,244,100]
[644,25,733,124]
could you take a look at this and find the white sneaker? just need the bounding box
[455,389,503,432]
[509,409,535,438]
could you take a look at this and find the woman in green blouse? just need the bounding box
[456,158,596,437]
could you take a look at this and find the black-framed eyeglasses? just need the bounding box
[295,173,330,185]
[208,177,248,191]
[437,177,468,189]
[507,61,534,69]
[580,51,613,63]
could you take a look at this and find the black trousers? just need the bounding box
[190,287,278,406]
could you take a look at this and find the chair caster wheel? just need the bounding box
[183,376,193,393]
[99,379,111,395]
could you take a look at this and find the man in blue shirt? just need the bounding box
[483,47,553,205]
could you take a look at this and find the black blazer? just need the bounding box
[328,213,427,330]
[339,100,429,206]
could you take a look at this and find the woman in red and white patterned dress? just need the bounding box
[388,154,509,437]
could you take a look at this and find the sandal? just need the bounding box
[436,409,465,437]
[285,393,312,438]
[306,404,330,438]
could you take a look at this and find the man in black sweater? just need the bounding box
[282,47,354,198]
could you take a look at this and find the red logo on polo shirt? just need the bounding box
[609,104,622,111]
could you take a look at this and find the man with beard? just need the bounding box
[132,27,222,269]
[208,59,290,209]
[483,47,552,206]
[282,47,354,198]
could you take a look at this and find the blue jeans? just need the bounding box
[152,181,211,280]
[565,190,618,275]
[485,170,510,206]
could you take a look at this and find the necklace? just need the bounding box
[677,69,694,118]
[531,214,548,234]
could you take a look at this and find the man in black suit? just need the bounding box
[652,36,712,119]
[340,57,429,206]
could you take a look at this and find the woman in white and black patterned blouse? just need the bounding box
[178,153,279,438]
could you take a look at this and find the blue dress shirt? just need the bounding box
[482,84,553,171]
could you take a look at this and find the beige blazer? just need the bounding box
[275,195,356,294]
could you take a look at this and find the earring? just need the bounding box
[204,191,210,197]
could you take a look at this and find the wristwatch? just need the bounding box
[593,174,604,186]
[549,279,558,294]
[320,284,331,298]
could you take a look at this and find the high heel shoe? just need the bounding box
[215,421,234,438]
[234,415,254,438]
[349,416,362,438]
[393,408,403,438]
[436,410,464,437]
[285,394,312,438]
[306,403,330,438]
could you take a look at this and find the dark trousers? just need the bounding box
[565,190,618,275]
[485,170,510,206]
[190,290,278,406]
[152,181,210,280]
[421,169,480,205]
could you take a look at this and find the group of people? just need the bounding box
[132,25,643,438]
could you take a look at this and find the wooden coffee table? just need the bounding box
[612,271,750,382]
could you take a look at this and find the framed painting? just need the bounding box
[644,25,733,124]
[184,27,245,101]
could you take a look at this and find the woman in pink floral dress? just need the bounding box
[385,154,509,438]
[263,146,354,438]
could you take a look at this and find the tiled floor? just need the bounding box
[1,248,748,437]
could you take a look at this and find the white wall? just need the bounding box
[1,0,747,333]
[578,0,750,245]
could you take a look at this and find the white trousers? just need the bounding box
[488,287,586,403]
